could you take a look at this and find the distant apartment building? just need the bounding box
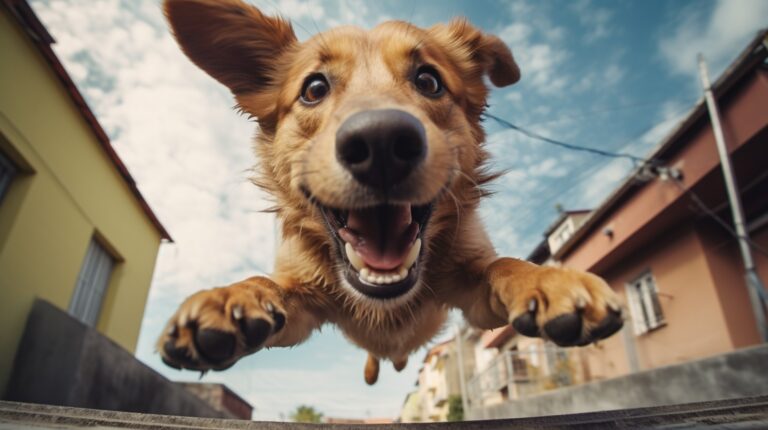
[400,340,463,422]
[0,0,170,395]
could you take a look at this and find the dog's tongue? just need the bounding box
[339,205,418,271]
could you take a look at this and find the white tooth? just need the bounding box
[398,267,408,278]
[403,239,421,270]
[345,243,365,271]
[232,305,243,320]
[360,267,370,277]
[384,276,394,284]
[376,276,385,284]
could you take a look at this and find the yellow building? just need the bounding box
[0,0,171,394]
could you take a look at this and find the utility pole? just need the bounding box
[697,54,768,343]
[453,324,470,418]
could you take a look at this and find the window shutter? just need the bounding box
[646,275,665,327]
[625,282,648,335]
[69,237,115,326]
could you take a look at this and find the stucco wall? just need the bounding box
[0,7,162,394]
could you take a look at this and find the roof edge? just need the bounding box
[2,0,172,242]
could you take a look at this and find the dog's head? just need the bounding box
[165,0,519,304]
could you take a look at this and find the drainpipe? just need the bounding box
[697,54,768,343]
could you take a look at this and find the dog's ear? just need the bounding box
[164,0,297,95]
[431,19,520,88]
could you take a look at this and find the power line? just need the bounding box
[484,112,655,165]
[485,104,694,229]
[483,110,768,262]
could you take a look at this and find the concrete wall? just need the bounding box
[3,300,228,419]
[468,343,768,420]
[0,5,163,393]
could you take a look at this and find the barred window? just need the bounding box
[626,271,665,335]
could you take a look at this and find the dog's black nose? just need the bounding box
[336,109,427,190]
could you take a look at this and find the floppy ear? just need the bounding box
[431,19,520,88]
[480,34,520,87]
[163,0,297,95]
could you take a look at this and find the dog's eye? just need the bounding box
[300,74,330,105]
[414,67,444,96]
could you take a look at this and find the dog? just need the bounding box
[157,0,624,385]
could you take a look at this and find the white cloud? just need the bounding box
[573,62,625,93]
[571,0,614,44]
[498,2,570,96]
[659,0,768,79]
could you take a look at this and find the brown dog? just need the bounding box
[157,0,624,384]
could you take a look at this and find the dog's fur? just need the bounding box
[158,0,624,384]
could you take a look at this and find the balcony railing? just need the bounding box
[466,344,588,407]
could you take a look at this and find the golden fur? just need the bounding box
[157,0,624,383]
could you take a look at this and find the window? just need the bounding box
[0,149,17,205]
[68,237,115,326]
[626,271,665,335]
[548,219,574,253]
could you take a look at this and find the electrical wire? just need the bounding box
[484,110,768,260]
[484,112,655,165]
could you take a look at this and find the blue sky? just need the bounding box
[29,0,767,421]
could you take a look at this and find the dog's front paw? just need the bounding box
[489,258,623,346]
[157,277,286,371]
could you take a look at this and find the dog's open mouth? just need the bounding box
[319,203,433,299]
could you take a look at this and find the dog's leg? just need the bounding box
[156,276,323,371]
[364,353,379,385]
[392,356,408,372]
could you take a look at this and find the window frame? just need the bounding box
[626,270,665,335]
[68,236,116,327]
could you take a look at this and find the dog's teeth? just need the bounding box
[232,305,243,320]
[360,267,370,277]
[402,239,421,270]
[398,267,408,278]
[345,242,365,272]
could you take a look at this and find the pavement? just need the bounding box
[2,396,768,429]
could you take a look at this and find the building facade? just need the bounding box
[0,0,170,395]
[536,30,768,381]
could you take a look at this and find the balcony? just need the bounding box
[467,344,588,408]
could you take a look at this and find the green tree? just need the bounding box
[447,395,464,421]
[289,405,324,423]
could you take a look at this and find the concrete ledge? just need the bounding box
[3,299,229,419]
[470,344,768,420]
[1,396,768,429]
